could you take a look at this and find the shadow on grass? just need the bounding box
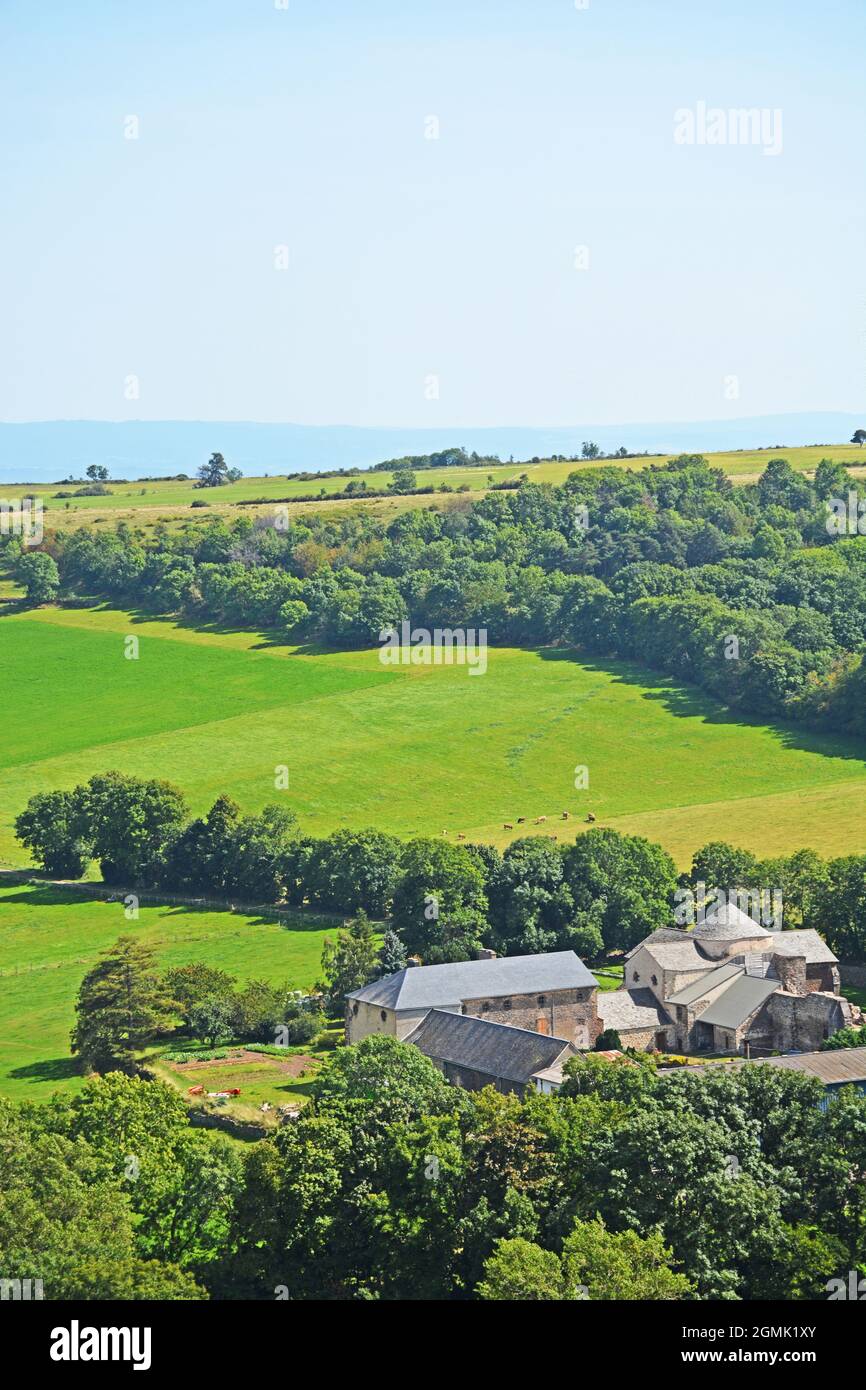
[8,1057,80,1084]
[537,648,866,768]
[0,874,343,931]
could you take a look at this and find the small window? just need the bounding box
[481,1001,490,1012]
[352,1003,358,1016]
[632,970,639,982]
[502,999,512,1011]
[380,1009,387,1023]
[651,974,658,986]
[537,995,546,1006]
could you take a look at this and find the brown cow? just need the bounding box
[535,815,547,824]
[503,823,514,830]
[457,832,466,839]
[586,812,596,823]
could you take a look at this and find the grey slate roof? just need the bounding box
[697,974,779,1030]
[633,936,708,973]
[625,928,692,959]
[766,929,837,965]
[693,902,772,940]
[347,950,595,1011]
[403,1009,576,1086]
[597,988,671,1032]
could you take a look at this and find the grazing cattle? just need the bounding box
[517,816,526,824]
[586,812,596,822]
[535,815,547,824]
[503,823,513,830]
[457,832,466,839]
[561,811,570,820]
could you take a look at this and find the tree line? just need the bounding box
[7,453,866,739]
[16,773,866,962]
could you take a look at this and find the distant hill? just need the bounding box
[0,413,862,484]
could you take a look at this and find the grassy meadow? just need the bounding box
[3,603,866,874]
[0,879,337,1102]
[5,443,865,535]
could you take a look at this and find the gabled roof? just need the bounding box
[632,935,708,973]
[625,928,692,959]
[597,988,671,1032]
[403,1009,576,1086]
[667,961,742,1008]
[697,974,779,1030]
[694,902,772,941]
[766,929,837,965]
[347,950,596,1011]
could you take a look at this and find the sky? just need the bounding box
[0,0,863,429]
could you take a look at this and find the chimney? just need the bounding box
[406,955,422,968]
[772,952,807,995]
[475,947,497,960]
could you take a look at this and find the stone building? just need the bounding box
[345,950,600,1048]
[610,904,858,1055]
[403,1009,578,1097]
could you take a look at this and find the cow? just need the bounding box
[586,812,596,822]
[503,823,514,830]
[535,815,547,824]
[561,811,570,820]
[517,816,526,824]
[457,832,466,839]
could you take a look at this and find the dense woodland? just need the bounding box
[11,454,866,739]
[3,1039,865,1300]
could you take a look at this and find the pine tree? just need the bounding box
[71,937,176,1074]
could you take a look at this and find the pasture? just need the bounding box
[2,604,866,874]
[4,443,864,535]
[0,879,337,1102]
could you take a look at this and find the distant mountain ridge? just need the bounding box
[0,413,862,484]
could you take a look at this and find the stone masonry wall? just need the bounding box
[462,985,600,1049]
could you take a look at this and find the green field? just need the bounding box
[3,604,866,874]
[0,879,336,1102]
[6,443,865,533]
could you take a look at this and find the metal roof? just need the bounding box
[347,950,595,1010]
[667,961,742,1008]
[697,974,779,1030]
[744,1047,866,1085]
[403,1009,576,1086]
[700,1047,866,1087]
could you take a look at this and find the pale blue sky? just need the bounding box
[1,0,863,427]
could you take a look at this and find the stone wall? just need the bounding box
[462,985,599,1049]
[767,991,853,1053]
[771,952,807,995]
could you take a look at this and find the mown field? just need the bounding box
[0,879,337,1102]
[3,604,866,875]
[5,443,865,534]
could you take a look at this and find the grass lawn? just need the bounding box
[0,880,339,1103]
[2,604,866,873]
